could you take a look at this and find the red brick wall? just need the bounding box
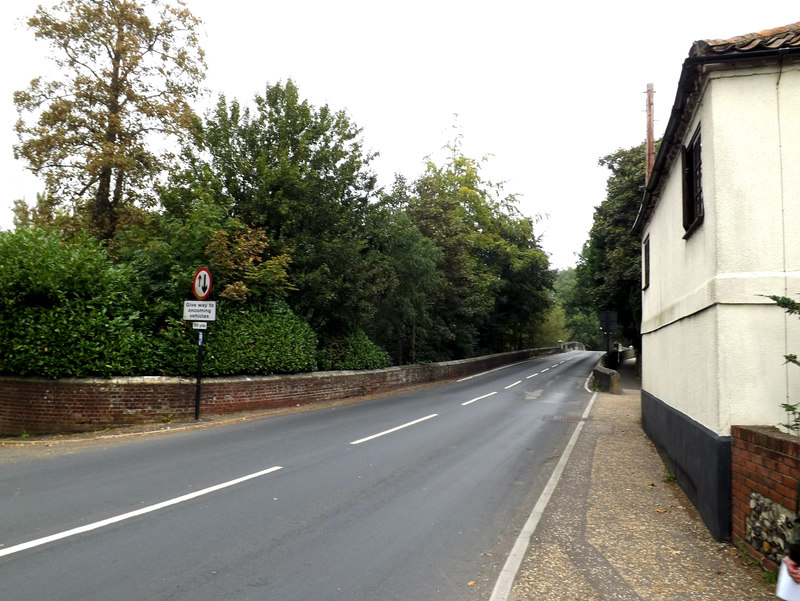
[0,377,195,435]
[0,348,556,436]
[731,425,800,571]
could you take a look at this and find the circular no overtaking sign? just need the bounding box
[192,267,212,300]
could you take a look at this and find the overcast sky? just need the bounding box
[2,1,798,269]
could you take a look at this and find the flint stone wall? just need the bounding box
[731,425,800,572]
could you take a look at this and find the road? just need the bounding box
[0,350,598,601]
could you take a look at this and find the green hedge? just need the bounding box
[201,302,317,376]
[317,329,392,371]
[0,227,392,379]
[0,228,155,378]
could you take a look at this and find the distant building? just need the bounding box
[633,23,800,540]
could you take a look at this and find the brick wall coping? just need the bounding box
[732,425,800,459]
[0,347,559,436]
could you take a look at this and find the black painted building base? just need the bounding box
[641,390,732,541]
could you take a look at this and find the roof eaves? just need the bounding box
[694,23,800,56]
[633,22,800,236]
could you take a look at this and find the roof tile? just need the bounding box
[692,22,800,56]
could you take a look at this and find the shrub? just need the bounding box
[317,330,392,371]
[0,227,153,378]
[768,294,800,433]
[0,227,370,379]
[150,317,200,377]
[202,301,317,376]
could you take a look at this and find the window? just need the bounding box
[682,127,704,237]
[642,236,650,290]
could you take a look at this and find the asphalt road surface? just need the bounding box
[0,350,599,601]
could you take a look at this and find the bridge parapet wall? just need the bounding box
[0,347,561,436]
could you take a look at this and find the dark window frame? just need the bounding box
[682,126,704,238]
[642,236,650,291]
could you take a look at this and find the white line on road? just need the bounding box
[455,362,519,382]
[462,391,498,406]
[489,373,598,601]
[540,368,550,373]
[349,414,439,445]
[0,466,284,559]
[526,373,539,379]
[504,381,522,390]
[456,356,569,383]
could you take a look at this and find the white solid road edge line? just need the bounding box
[489,377,598,601]
[349,414,439,445]
[0,466,283,559]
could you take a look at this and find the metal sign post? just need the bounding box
[598,310,618,367]
[185,268,214,420]
[194,331,204,420]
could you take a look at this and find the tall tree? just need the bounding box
[370,177,442,365]
[575,142,646,348]
[14,0,206,239]
[407,149,492,359]
[170,82,386,338]
[477,207,553,351]
[553,268,603,349]
[407,139,553,359]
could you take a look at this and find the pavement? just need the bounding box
[507,358,775,601]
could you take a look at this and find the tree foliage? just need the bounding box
[115,195,294,315]
[14,0,206,240]
[5,49,560,378]
[403,140,554,359]
[553,268,603,349]
[765,295,800,432]
[768,295,800,370]
[170,82,387,338]
[575,142,646,348]
[366,184,441,365]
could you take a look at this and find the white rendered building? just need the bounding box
[633,23,800,540]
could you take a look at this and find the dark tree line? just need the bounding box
[557,142,646,350]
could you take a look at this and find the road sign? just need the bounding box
[192,321,208,330]
[184,301,216,321]
[598,310,618,333]
[192,267,212,300]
